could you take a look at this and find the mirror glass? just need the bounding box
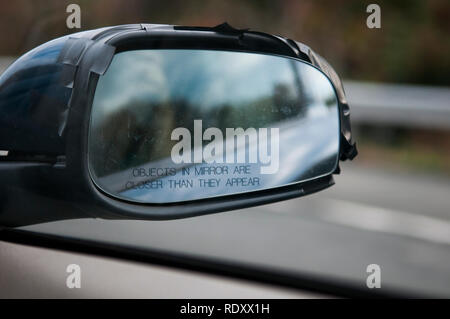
[88,49,340,203]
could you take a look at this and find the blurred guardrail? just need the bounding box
[344,81,450,130]
[1,56,449,130]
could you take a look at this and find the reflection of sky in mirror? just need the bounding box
[93,50,298,116]
[0,36,68,86]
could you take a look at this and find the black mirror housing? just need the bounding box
[0,23,357,227]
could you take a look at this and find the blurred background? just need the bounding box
[1,0,450,296]
[1,0,449,174]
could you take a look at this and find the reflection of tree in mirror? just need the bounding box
[90,100,175,176]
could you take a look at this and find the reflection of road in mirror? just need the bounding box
[94,112,339,203]
[170,119,280,174]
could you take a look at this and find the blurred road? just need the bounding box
[327,163,450,223]
[20,163,450,297]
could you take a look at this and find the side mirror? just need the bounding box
[0,23,357,226]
